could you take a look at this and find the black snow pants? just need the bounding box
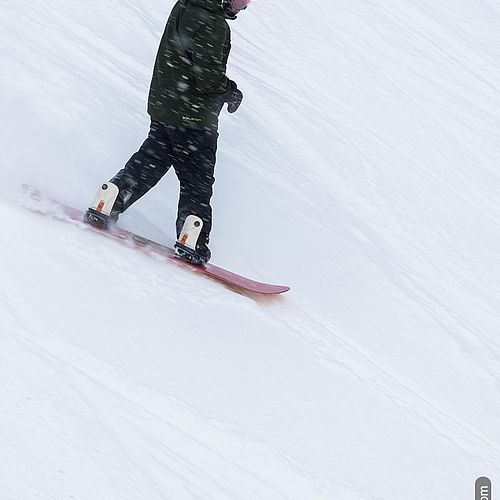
[111,120,217,238]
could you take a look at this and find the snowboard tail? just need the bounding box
[22,185,290,295]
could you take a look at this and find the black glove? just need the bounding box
[227,80,243,113]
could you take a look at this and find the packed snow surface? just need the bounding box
[1,0,500,498]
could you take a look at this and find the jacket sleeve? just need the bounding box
[192,23,231,97]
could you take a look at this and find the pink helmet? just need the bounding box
[226,0,252,14]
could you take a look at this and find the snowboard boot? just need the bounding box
[85,182,123,229]
[174,215,211,266]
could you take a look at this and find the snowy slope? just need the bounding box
[1,0,500,499]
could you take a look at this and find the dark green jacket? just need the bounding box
[148,0,232,131]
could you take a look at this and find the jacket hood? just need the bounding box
[189,0,222,15]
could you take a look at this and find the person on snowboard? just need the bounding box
[85,0,251,265]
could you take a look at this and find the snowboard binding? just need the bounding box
[84,182,120,229]
[174,215,211,266]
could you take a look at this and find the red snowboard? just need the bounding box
[23,185,290,295]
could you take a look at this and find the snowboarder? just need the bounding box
[85,0,251,265]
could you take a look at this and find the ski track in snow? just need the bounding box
[1,0,500,498]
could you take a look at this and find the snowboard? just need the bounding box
[22,185,290,295]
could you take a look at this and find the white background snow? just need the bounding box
[1,0,499,498]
